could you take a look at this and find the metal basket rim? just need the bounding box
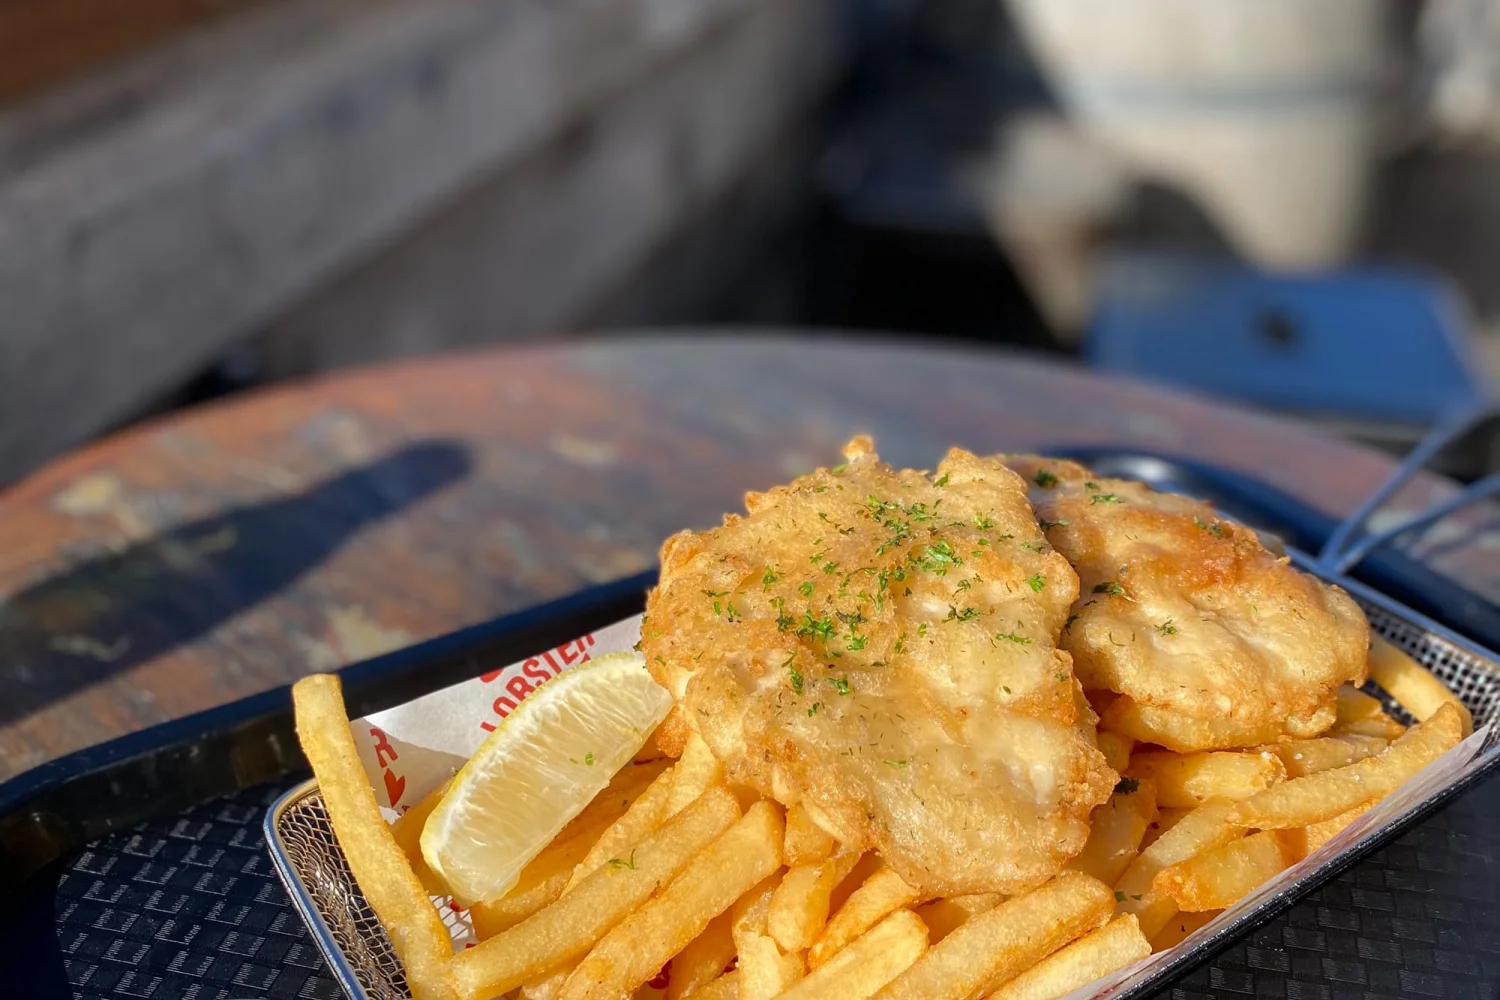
[265,777,376,1000]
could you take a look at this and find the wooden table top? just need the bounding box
[0,334,1486,782]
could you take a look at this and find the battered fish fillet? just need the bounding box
[640,437,1115,897]
[1001,456,1369,751]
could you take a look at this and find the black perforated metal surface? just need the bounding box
[31,785,346,1000]
[0,766,1487,1000]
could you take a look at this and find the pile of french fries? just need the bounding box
[291,635,1472,1000]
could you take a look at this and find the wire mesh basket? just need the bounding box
[265,562,1500,1000]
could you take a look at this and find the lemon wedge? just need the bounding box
[419,650,672,906]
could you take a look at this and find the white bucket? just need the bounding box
[1005,0,1393,267]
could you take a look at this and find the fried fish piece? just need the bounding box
[641,438,1115,897]
[1002,456,1369,750]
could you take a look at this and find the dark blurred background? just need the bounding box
[3,0,1499,485]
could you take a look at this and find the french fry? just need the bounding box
[912,894,1003,944]
[778,909,929,1000]
[519,970,569,1000]
[451,787,741,999]
[566,759,681,891]
[1261,735,1389,778]
[809,866,922,969]
[666,912,735,1000]
[1229,703,1464,830]
[557,800,785,1000]
[1068,777,1158,886]
[687,970,739,1000]
[1332,713,1408,740]
[1152,830,1294,911]
[732,874,781,945]
[1113,800,1242,939]
[770,850,865,951]
[1336,684,1384,724]
[1305,800,1375,852]
[292,675,457,1000]
[731,871,805,998]
[985,913,1151,1000]
[738,931,806,1000]
[664,732,724,817]
[872,871,1114,1000]
[1280,798,1377,862]
[1127,752,1285,808]
[1147,909,1219,952]
[785,803,837,866]
[830,850,885,913]
[1368,636,1474,736]
[1140,807,1190,851]
[1096,731,1135,775]
[1101,698,1283,753]
[389,778,452,896]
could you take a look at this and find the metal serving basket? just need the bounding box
[265,412,1500,1000]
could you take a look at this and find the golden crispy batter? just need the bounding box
[641,438,1115,897]
[1002,456,1369,749]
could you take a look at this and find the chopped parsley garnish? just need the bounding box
[1114,777,1140,795]
[832,463,848,473]
[884,759,909,768]
[1020,540,1044,552]
[934,473,950,487]
[917,623,928,637]
[829,676,852,695]
[798,581,814,598]
[703,589,728,598]
[1094,581,1125,596]
[1055,672,1067,682]
[1194,516,1227,538]
[1115,890,1127,902]
[807,702,821,716]
[608,850,638,871]
[944,606,981,623]
[894,632,907,654]
[653,655,666,666]
[919,539,960,575]
[1090,493,1121,504]
[846,634,868,652]
[1085,481,1100,491]
[788,666,805,693]
[973,513,994,530]
[762,566,781,587]
[1039,518,1070,530]
[994,632,1033,645]
[821,560,838,575]
[797,614,836,643]
[1026,573,1046,593]
[1034,469,1058,488]
[1156,620,1178,636]
[584,752,595,766]
[1002,685,1012,694]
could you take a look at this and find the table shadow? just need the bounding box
[0,440,472,728]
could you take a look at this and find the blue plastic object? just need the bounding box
[1085,256,1487,425]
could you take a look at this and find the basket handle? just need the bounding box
[1317,401,1500,576]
